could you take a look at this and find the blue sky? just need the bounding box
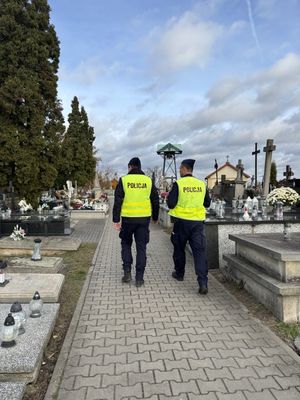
[48,0,300,180]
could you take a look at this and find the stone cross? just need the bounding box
[252,142,260,188]
[262,139,276,197]
[283,165,294,181]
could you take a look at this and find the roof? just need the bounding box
[205,162,251,179]
[157,143,182,154]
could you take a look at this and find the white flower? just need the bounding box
[18,199,33,211]
[10,225,26,241]
[267,188,300,206]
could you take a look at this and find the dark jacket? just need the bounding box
[113,167,159,223]
[167,174,211,211]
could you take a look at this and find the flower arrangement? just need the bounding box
[18,199,33,212]
[10,225,26,241]
[70,199,83,209]
[267,187,300,206]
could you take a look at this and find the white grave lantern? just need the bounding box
[10,302,27,335]
[29,291,43,318]
[1,313,18,348]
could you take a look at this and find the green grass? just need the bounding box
[276,321,300,340]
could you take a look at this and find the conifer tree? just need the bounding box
[56,97,96,188]
[0,0,64,206]
[270,161,277,188]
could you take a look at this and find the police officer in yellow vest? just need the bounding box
[167,159,211,294]
[113,157,159,287]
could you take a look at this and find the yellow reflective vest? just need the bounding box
[168,176,206,221]
[121,174,152,217]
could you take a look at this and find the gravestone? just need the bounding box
[0,303,59,383]
[0,236,81,257]
[0,273,64,303]
[224,232,300,322]
[6,257,63,274]
[262,139,276,197]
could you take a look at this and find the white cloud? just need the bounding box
[59,57,137,86]
[148,11,223,73]
[92,52,300,178]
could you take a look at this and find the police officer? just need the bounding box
[167,159,211,294]
[113,157,159,287]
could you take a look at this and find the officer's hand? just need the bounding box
[113,222,121,231]
[152,220,158,224]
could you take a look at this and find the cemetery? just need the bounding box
[1,133,300,399]
[1,1,300,398]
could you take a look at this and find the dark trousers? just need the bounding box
[119,222,150,280]
[171,219,208,287]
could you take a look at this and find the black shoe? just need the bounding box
[172,271,184,281]
[122,271,132,283]
[198,285,208,295]
[135,280,144,287]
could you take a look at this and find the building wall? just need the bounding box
[207,165,248,189]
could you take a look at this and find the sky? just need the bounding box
[48,0,300,181]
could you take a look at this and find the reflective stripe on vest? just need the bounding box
[168,176,206,220]
[121,174,152,217]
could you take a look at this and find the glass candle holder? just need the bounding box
[10,302,27,335]
[1,313,18,348]
[29,291,43,318]
[31,238,42,261]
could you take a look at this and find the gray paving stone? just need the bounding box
[244,389,276,400]
[143,381,172,397]
[216,392,247,400]
[223,377,255,393]
[140,360,165,372]
[154,369,181,383]
[271,388,300,400]
[58,387,87,400]
[274,374,300,389]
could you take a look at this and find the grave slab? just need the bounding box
[0,273,64,303]
[229,232,300,282]
[0,236,81,257]
[223,233,300,322]
[6,257,63,274]
[0,382,26,400]
[0,304,59,383]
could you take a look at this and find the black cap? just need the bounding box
[32,291,41,300]
[181,159,195,170]
[4,313,15,326]
[10,302,22,313]
[128,157,141,169]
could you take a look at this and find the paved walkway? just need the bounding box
[49,220,300,400]
[71,219,107,243]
